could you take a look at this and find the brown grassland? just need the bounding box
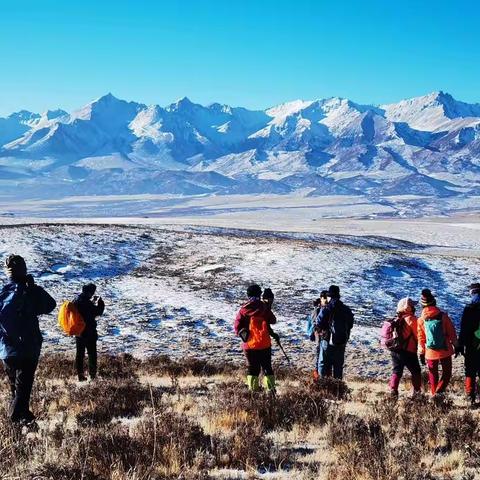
[0,354,479,480]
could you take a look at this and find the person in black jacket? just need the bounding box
[457,282,480,406]
[74,283,105,381]
[0,255,56,424]
[315,285,354,380]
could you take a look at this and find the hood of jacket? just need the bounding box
[471,294,480,306]
[242,298,268,316]
[421,305,442,319]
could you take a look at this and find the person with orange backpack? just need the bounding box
[457,282,480,406]
[234,284,277,392]
[381,297,422,398]
[0,255,56,424]
[417,289,457,397]
[73,284,105,381]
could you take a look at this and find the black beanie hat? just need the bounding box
[247,284,262,298]
[82,283,97,296]
[4,254,27,282]
[421,288,436,307]
[469,283,480,295]
[328,285,340,299]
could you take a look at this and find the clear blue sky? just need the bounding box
[0,0,479,115]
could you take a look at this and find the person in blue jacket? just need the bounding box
[0,255,56,424]
[315,285,354,380]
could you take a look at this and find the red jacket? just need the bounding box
[234,299,276,350]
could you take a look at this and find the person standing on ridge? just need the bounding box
[387,297,422,397]
[234,284,277,392]
[0,255,56,424]
[315,285,354,380]
[74,283,105,381]
[417,288,457,397]
[457,282,480,406]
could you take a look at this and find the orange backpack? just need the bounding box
[58,301,86,336]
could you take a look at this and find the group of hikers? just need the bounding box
[1,252,480,426]
[0,255,105,425]
[235,282,480,407]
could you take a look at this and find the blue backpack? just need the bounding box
[0,284,26,343]
[424,312,447,350]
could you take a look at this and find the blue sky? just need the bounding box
[0,0,479,115]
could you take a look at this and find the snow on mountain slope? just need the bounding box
[382,91,480,132]
[1,91,480,200]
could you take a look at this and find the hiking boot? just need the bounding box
[312,370,320,382]
[432,392,447,406]
[246,375,260,392]
[389,389,399,400]
[78,375,87,382]
[409,390,423,400]
[467,394,477,408]
[263,375,276,393]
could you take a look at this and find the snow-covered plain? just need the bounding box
[1,219,478,378]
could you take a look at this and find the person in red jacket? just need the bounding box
[417,289,457,396]
[234,284,277,392]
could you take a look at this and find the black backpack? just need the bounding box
[329,303,352,345]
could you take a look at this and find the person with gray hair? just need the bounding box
[0,255,56,424]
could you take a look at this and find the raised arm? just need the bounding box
[33,285,56,315]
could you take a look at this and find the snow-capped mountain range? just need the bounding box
[1,91,480,198]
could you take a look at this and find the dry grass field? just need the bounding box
[1,354,479,480]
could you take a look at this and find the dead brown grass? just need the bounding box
[0,353,479,480]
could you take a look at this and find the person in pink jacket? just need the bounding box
[417,289,457,396]
[388,297,422,397]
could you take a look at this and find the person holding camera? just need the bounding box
[312,290,328,380]
[73,283,105,381]
[0,254,56,424]
[234,284,277,392]
[315,285,354,380]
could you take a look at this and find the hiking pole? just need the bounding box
[269,326,291,364]
[275,337,291,364]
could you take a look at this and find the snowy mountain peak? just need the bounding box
[41,109,69,121]
[7,110,41,123]
[168,96,196,112]
[1,91,480,200]
[382,91,480,131]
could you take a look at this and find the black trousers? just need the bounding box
[3,356,38,422]
[75,336,97,378]
[465,349,480,379]
[244,348,273,377]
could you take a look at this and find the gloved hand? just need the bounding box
[455,345,464,358]
[419,354,426,366]
[25,274,35,289]
[270,331,280,343]
[262,288,274,308]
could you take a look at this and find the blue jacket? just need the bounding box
[0,281,56,360]
[315,298,354,345]
[459,294,480,351]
